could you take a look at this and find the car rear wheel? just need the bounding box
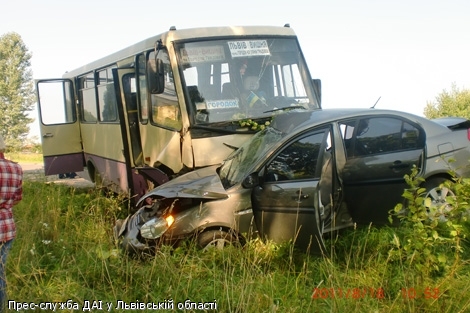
[423,178,455,222]
[197,229,239,250]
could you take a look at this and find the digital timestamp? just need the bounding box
[400,287,440,299]
[311,287,441,300]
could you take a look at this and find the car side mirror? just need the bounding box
[242,173,259,189]
[147,58,165,94]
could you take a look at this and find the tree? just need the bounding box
[0,32,35,151]
[424,83,470,119]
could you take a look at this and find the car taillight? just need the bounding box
[467,128,470,141]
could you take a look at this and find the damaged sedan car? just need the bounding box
[114,162,258,254]
[114,108,470,255]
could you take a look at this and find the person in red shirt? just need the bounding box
[0,134,22,309]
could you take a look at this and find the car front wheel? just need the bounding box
[197,229,239,250]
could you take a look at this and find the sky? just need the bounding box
[2,0,469,141]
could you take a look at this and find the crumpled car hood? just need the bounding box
[137,165,228,206]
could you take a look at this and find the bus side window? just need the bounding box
[149,50,182,130]
[97,66,118,122]
[78,72,98,122]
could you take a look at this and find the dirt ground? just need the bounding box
[19,162,95,188]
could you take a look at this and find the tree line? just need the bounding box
[0,32,35,151]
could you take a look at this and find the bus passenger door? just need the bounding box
[36,79,85,175]
[112,68,147,200]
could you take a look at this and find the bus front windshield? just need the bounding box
[176,37,319,125]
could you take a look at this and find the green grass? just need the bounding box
[6,175,470,312]
[5,152,43,163]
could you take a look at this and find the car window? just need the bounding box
[265,130,326,182]
[340,117,422,158]
[340,121,355,157]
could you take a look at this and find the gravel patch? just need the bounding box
[20,162,95,189]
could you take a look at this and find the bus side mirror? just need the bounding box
[147,58,165,94]
[312,78,321,107]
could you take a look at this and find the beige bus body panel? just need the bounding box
[41,122,81,156]
[80,123,125,162]
[191,134,255,168]
[138,126,183,172]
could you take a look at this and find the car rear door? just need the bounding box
[252,127,332,254]
[339,116,425,224]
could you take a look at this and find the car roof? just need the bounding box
[271,108,450,136]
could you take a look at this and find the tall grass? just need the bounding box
[7,178,470,312]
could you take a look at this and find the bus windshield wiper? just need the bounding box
[263,105,308,114]
[191,125,257,134]
[223,143,239,150]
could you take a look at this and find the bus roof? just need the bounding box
[63,25,297,78]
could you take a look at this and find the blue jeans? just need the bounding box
[0,240,12,310]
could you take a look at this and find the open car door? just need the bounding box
[339,117,425,225]
[251,127,334,255]
[36,79,84,175]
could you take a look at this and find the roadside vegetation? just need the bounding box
[6,152,42,164]
[6,157,470,312]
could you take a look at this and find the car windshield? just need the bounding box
[176,37,319,125]
[219,126,284,188]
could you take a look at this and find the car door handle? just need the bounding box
[389,161,409,169]
[294,190,309,199]
[42,133,53,138]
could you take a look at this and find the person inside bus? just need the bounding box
[238,59,267,108]
[243,75,267,108]
[221,60,248,100]
[239,60,248,78]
